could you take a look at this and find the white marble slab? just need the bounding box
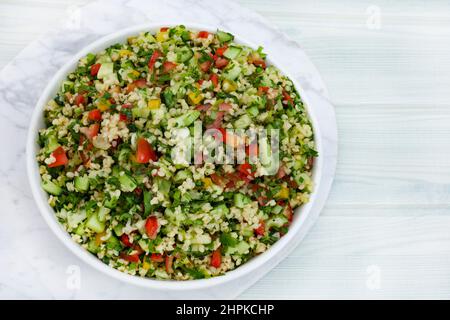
[0,0,336,299]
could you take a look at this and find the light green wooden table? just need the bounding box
[1,0,450,299]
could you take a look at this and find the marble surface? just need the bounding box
[0,0,336,299]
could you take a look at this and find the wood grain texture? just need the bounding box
[1,0,450,299]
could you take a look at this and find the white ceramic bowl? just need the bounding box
[26,23,323,291]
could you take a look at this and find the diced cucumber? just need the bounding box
[138,239,150,253]
[216,30,234,43]
[246,106,259,117]
[118,172,137,192]
[97,206,110,222]
[97,62,114,79]
[223,64,241,81]
[177,47,193,63]
[74,175,90,192]
[106,235,122,251]
[41,180,62,196]
[234,114,252,129]
[113,223,124,237]
[266,215,288,229]
[174,169,192,183]
[86,213,105,233]
[45,134,60,153]
[236,241,250,254]
[104,191,120,209]
[211,204,229,216]
[234,193,251,208]
[87,239,100,254]
[61,81,74,93]
[132,107,150,119]
[156,178,171,196]
[175,110,200,127]
[223,46,242,60]
[67,209,87,229]
[143,190,152,216]
[272,205,284,214]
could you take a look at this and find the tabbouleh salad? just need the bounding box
[37,26,317,280]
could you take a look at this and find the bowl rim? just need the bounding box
[26,22,324,290]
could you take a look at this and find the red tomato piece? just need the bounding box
[120,234,132,247]
[90,63,101,77]
[119,113,128,122]
[48,146,68,168]
[257,86,269,95]
[165,255,174,274]
[160,27,169,32]
[198,31,210,38]
[136,137,158,163]
[74,94,86,106]
[148,50,162,70]
[199,60,212,72]
[215,57,229,69]
[120,252,140,263]
[215,46,228,58]
[210,173,225,186]
[254,220,265,236]
[150,253,164,263]
[282,90,293,105]
[145,216,159,240]
[163,61,177,73]
[209,73,219,87]
[210,248,222,268]
[218,103,232,112]
[88,109,102,121]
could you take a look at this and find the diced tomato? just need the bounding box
[282,90,293,105]
[198,31,210,38]
[120,234,132,247]
[257,195,268,206]
[210,173,225,186]
[145,216,159,240]
[90,63,101,77]
[217,127,227,143]
[215,57,228,69]
[257,86,269,95]
[254,220,265,236]
[218,103,232,112]
[148,50,162,70]
[120,252,140,263]
[238,162,254,177]
[74,94,86,106]
[252,58,266,69]
[197,79,204,85]
[160,27,169,32]
[284,204,294,223]
[210,248,222,268]
[88,109,102,121]
[150,253,164,263]
[85,123,100,140]
[195,104,212,111]
[209,73,219,87]
[136,137,158,163]
[277,165,287,179]
[165,255,174,273]
[121,103,132,109]
[119,113,128,122]
[214,46,228,59]
[48,146,68,168]
[163,61,177,73]
[199,60,212,72]
[134,78,147,88]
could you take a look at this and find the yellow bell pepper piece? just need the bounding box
[142,259,151,270]
[97,99,111,112]
[148,98,161,110]
[119,49,133,57]
[187,91,204,105]
[275,186,290,199]
[202,178,213,188]
[222,79,237,93]
[156,31,168,42]
[95,232,106,246]
[130,70,141,79]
